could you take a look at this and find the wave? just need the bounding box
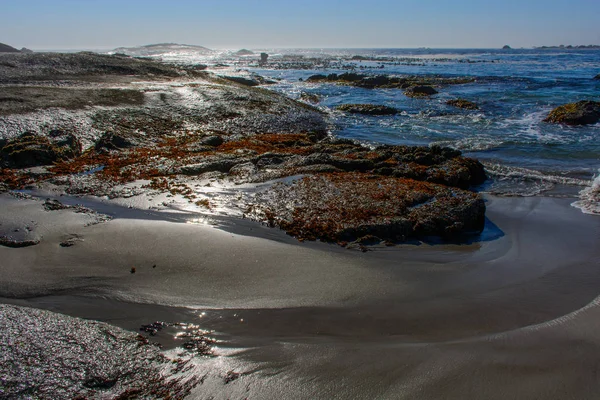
[481,162,592,197]
[572,169,600,215]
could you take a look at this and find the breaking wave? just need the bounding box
[572,170,600,215]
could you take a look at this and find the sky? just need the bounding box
[1,0,599,50]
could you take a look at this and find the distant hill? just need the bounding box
[112,43,213,57]
[0,42,21,53]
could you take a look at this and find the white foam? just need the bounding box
[572,169,600,215]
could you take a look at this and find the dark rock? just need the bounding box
[446,98,479,110]
[543,101,600,125]
[200,135,224,147]
[94,132,135,152]
[502,45,512,49]
[306,74,328,82]
[224,370,241,384]
[594,74,600,80]
[220,73,276,86]
[44,198,69,211]
[83,376,118,389]
[404,85,438,98]
[260,53,269,63]
[299,92,320,104]
[20,47,34,53]
[0,236,40,248]
[0,42,20,53]
[336,104,399,116]
[0,131,82,168]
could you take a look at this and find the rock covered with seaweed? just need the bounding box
[544,101,600,126]
[0,52,487,245]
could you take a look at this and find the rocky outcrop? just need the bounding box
[306,73,473,90]
[446,98,479,110]
[544,101,600,125]
[0,131,82,168]
[502,45,512,49]
[0,52,208,84]
[404,85,438,98]
[336,104,399,115]
[251,172,485,244]
[0,52,487,245]
[0,42,20,53]
[594,74,600,80]
[220,73,276,86]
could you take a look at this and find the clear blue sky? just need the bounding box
[1,0,599,50]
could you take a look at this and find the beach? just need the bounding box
[1,48,599,399]
[2,190,599,399]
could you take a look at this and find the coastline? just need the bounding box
[1,50,599,399]
[1,192,599,398]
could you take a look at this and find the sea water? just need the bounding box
[119,47,600,214]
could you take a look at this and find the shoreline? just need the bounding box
[1,192,599,398]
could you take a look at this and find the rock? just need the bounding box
[300,92,320,104]
[446,98,479,110]
[20,47,34,53]
[0,131,82,168]
[220,72,276,86]
[502,45,512,49]
[0,236,40,248]
[59,234,83,247]
[0,42,20,53]
[543,101,600,126]
[336,104,399,116]
[251,172,485,243]
[594,74,600,80]
[404,85,438,98]
[306,73,472,90]
[260,53,269,64]
[94,131,135,152]
[44,198,69,211]
[200,135,224,147]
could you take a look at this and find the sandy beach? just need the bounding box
[1,191,599,399]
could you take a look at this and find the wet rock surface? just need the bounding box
[249,172,485,244]
[336,104,399,115]
[0,131,82,168]
[306,72,473,90]
[446,98,479,110]
[0,304,201,399]
[543,100,600,125]
[404,85,438,97]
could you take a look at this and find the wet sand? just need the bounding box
[1,193,600,399]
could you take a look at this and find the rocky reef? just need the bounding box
[544,101,600,125]
[306,72,473,91]
[0,52,487,245]
[336,104,399,115]
[446,98,479,110]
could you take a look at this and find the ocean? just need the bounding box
[115,47,600,214]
